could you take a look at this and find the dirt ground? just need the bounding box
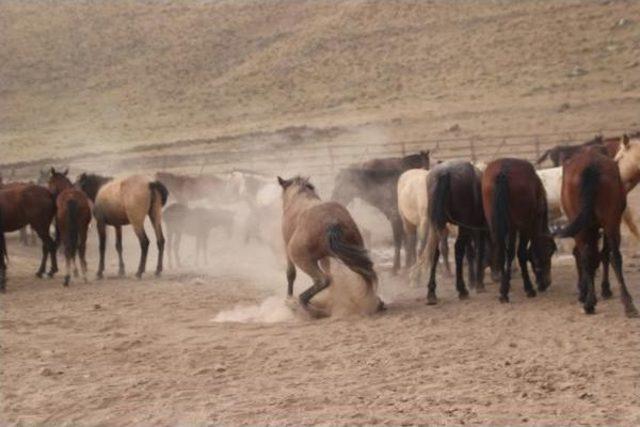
[1,229,640,426]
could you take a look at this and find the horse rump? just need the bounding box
[149,181,170,206]
[326,224,377,287]
[556,165,599,238]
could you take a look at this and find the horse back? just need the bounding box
[0,185,55,231]
[56,189,92,225]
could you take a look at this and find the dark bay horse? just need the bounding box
[331,151,430,273]
[48,168,92,286]
[420,160,487,303]
[76,173,169,279]
[0,183,58,288]
[557,150,638,317]
[482,158,556,303]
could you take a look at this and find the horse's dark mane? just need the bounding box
[76,173,113,201]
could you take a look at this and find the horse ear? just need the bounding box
[50,167,56,175]
[622,134,630,148]
[277,176,288,188]
[63,168,69,176]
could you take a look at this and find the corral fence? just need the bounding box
[1,126,635,187]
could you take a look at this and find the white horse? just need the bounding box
[397,169,451,286]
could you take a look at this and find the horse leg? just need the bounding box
[115,225,125,277]
[474,231,486,292]
[33,224,54,278]
[426,246,440,305]
[517,236,536,298]
[133,223,150,279]
[391,216,403,274]
[464,234,476,289]
[499,232,516,303]
[78,228,88,283]
[47,224,58,277]
[454,232,470,300]
[63,251,71,287]
[286,257,296,297]
[402,220,417,268]
[600,238,612,299]
[572,245,586,302]
[440,229,452,278]
[167,230,173,269]
[294,257,331,307]
[148,208,165,276]
[577,233,599,315]
[96,220,107,279]
[606,229,639,317]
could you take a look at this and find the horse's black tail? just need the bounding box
[66,199,79,259]
[149,181,169,206]
[326,224,377,287]
[556,165,599,238]
[536,149,551,165]
[430,171,451,230]
[492,170,510,251]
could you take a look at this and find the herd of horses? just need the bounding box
[1,133,640,318]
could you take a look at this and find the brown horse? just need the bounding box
[536,132,639,167]
[163,203,234,268]
[0,183,58,288]
[419,160,487,303]
[557,150,638,317]
[482,158,556,303]
[331,151,431,273]
[48,168,92,286]
[155,171,227,204]
[76,173,169,279]
[278,176,383,313]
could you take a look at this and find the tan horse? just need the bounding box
[76,174,168,278]
[278,176,383,315]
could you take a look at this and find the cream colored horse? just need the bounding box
[278,176,383,316]
[77,174,169,279]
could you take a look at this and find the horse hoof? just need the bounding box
[602,289,613,299]
[584,306,596,315]
[96,273,104,280]
[35,272,44,279]
[526,290,537,298]
[458,291,469,300]
[426,295,438,305]
[135,273,143,279]
[475,286,486,294]
[118,269,125,278]
[499,295,509,303]
[377,300,387,312]
[63,276,70,287]
[155,270,162,277]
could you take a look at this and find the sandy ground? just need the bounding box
[1,230,640,426]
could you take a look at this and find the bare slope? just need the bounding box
[1,0,639,162]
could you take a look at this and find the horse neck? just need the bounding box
[283,191,320,217]
[617,154,640,193]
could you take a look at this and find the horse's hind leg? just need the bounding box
[149,208,165,276]
[600,238,612,299]
[292,255,331,307]
[78,228,88,283]
[402,219,417,268]
[391,215,403,274]
[96,219,107,279]
[115,225,125,277]
[606,228,639,317]
[474,231,486,292]
[33,225,55,278]
[499,232,516,303]
[426,246,440,305]
[517,236,536,298]
[454,231,470,300]
[440,229,452,277]
[286,257,296,297]
[133,223,150,279]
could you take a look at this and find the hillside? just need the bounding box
[1,0,639,164]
